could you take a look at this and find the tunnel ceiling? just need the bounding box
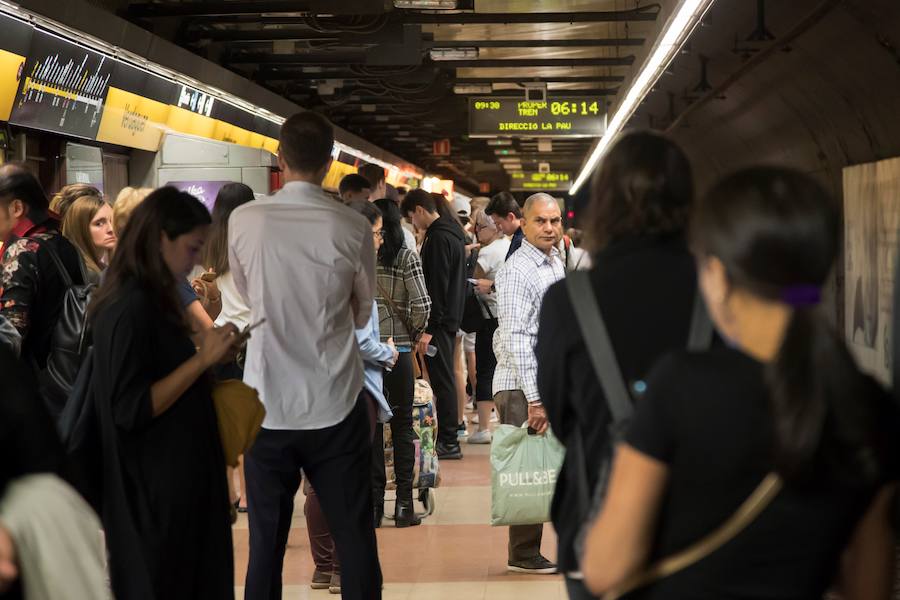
[116,0,663,193]
[620,0,900,196]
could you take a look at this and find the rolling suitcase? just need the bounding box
[383,378,440,517]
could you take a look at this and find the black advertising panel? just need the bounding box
[0,13,33,56]
[109,60,178,105]
[9,29,113,140]
[469,97,607,138]
[509,171,571,192]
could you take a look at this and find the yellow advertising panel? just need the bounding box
[263,136,279,155]
[322,161,358,192]
[96,87,169,151]
[0,49,26,122]
[166,105,217,140]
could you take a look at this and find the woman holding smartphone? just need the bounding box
[89,187,243,600]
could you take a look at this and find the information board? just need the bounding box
[10,30,113,140]
[0,12,281,154]
[509,171,571,192]
[469,97,606,138]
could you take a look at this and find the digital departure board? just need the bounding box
[509,171,571,192]
[10,30,113,140]
[469,97,607,138]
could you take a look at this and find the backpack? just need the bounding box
[459,246,492,333]
[31,238,96,421]
[565,271,714,565]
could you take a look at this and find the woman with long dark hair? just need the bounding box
[372,197,431,527]
[582,168,899,599]
[89,187,242,600]
[536,131,700,598]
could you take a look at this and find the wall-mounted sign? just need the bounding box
[167,180,230,213]
[0,12,280,154]
[177,84,215,117]
[469,97,607,138]
[9,29,113,140]
[432,138,450,156]
[509,171,571,192]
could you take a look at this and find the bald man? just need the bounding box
[491,192,564,574]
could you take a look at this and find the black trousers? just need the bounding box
[373,351,416,501]
[244,396,382,600]
[424,327,459,447]
[474,318,499,402]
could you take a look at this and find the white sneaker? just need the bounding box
[468,430,492,444]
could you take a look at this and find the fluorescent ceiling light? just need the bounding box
[430,47,479,61]
[394,0,458,8]
[487,139,513,147]
[453,83,493,94]
[498,157,522,164]
[569,0,717,195]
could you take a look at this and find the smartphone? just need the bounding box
[240,318,267,338]
[467,278,479,284]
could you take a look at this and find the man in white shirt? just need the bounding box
[492,193,565,575]
[229,112,382,600]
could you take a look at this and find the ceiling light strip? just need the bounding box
[569,0,717,195]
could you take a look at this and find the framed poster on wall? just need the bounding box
[843,156,900,385]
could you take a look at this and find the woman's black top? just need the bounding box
[90,278,232,600]
[537,235,699,573]
[624,347,899,599]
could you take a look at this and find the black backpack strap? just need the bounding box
[687,292,715,352]
[26,236,77,288]
[565,271,634,425]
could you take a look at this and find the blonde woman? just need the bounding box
[61,195,116,283]
[112,187,153,237]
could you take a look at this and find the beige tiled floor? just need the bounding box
[234,418,564,597]
[235,581,567,600]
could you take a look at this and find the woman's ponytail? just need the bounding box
[692,167,885,487]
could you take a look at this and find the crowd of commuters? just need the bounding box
[0,104,897,600]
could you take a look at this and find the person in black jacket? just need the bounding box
[535,131,697,599]
[401,189,467,459]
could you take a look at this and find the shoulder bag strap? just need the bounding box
[605,473,783,600]
[565,271,634,425]
[686,292,715,352]
[26,236,75,288]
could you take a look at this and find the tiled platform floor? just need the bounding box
[233,416,564,598]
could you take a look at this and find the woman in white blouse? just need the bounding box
[201,182,255,513]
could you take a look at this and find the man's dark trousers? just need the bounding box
[424,327,459,447]
[244,395,382,600]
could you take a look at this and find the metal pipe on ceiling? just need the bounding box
[136,5,660,24]
[423,39,645,48]
[453,76,625,83]
[235,56,635,67]
[432,57,635,68]
[404,7,660,24]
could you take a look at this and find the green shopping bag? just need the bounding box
[490,424,566,526]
